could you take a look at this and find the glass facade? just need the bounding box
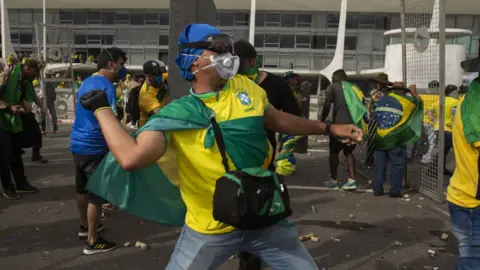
[6,9,480,70]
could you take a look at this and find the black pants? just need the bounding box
[0,128,27,190]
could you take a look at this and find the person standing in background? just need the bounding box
[138,60,168,128]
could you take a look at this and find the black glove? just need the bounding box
[80,90,110,113]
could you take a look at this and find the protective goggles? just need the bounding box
[180,34,234,55]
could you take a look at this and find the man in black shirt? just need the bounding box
[233,39,302,270]
[321,69,357,190]
[234,39,301,157]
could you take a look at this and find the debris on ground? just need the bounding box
[403,194,410,198]
[441,233,449,240]
[417,205,423,208]
[428,249,436,258]
[419,197,424,200]
[124,241,132,247]
[44,206,49,211]
[335,221,341,225]
[311,205,317,213]
[299,233,314,242]
[394,241,403,247]
[404,198,411,202]
[311,236,319,242]
[349,214,355,219]
[135,241,148,250]
[331,237,341,243]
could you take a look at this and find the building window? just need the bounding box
[130,13,144,25]
[235,12,249,26]
[294,52,310,69]
[59,11,72,24]
[373,55,385,69]
[102,35,114,45]
[326,36,337,49]
[87,11,101,24]
[297,14,312,27]
[346,14,359,29]
[145,14,159,25]
[218,13,234,26]
[357,15,375,29]
[19,11,33,25]
[130,30,144,46]
[265,13,281,27]
[296,35,311,49]
[264,51,279,68]
[456,15,474,29]
[311,35,326,49]
[87,34,102,45]
[280,35,295,48]
[73,11,87,25]
[159,13,169,25]
[375,15,390,30]
[357,54,372,70]
[144,29,159,45]
[281,14,296,28]
[254,33,264,47]
[101,12,115,25]
[116,13,129,24]
[279,53,294,69]
[19,33,33,44]
[159,35,169,46]
[343,55,357,71]
[345,36,357,50]
[264,34,280,48]
[327,13,339,28]
[311,53,325,70]
[74,34,87,45]
[255,13,265,27]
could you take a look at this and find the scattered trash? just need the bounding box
[53,212,61,215]
[311,236,319,242]
[437,247,446,252]
[405,198,411,202]
[397,215,403,218]
[44,206,49,210]
[124,242,132,247]
[60,203,64,206]
[35,228,39,231]
[349,214,355,219]
[38,209,42,212]
[44,251,50,255]
[135,241,148,250]
[424,267,439,270]
[299,233,314,242]
[394,241,403,247]
[335,221,341,225]
[331,237,341,243]
[417,205,423,208]
[311,205,317,213]
[419,197,424,200]
[441,233,449,240]
[403,194,410,198]
[428,249,436,258]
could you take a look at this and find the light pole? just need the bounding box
[248,0,256,44]
[1,0,6,58]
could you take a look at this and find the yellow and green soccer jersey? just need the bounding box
[165,75,273,234]
[444,96,459,133]
[447,96,480,208]
[138,82,168,128]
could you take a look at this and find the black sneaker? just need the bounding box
[78,224,105,239]
[2,188,19,200]
[83,237,116,255]
[31,155,48,164]
[15,182,39,193]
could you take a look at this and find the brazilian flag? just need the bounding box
[342,81,368,138]
[461,77,480,144]
[373,92,424,150]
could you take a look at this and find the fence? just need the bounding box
[35,23,75,133]
[401,0,446,203]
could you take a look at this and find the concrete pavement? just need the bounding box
[0,124,457,270]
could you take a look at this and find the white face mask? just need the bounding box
[186,53,240,80]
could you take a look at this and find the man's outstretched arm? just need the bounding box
[81,90,166,171]
[264,105,363,143]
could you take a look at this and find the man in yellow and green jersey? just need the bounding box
[80,23,363,269]
[138,60,168,128]
[447,46,480,269]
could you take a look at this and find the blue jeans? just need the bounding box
[166,224,318,270]
[373,147,405,195]
[449,202,480,270]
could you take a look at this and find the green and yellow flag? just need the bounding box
[373,92,424,150]
[461,77,480,144]
[342,81,368,138]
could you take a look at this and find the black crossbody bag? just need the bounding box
[208,115,292,229]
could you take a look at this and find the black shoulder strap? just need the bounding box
[210,116,230,173]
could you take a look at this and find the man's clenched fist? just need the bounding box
[80,90,110,113]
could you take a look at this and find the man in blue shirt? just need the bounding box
[70,48,127,255]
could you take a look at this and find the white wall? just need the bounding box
[385,43,466,88]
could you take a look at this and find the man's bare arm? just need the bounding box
[95,109,167,171]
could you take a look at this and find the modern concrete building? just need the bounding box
[4,0,480,74]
